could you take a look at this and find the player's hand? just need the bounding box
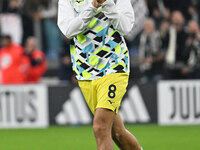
[92,0,106,8]
[96,0,106,4]
[92,0,101,8]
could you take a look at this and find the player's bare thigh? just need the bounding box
[93,108,116,150]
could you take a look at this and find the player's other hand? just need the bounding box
[97,0,106,4]
[92,0,106,8]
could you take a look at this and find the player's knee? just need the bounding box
[93,124,108,137]
[112,132,123,141]
[112,129,125,141]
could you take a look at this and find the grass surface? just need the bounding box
[0,124,200,150]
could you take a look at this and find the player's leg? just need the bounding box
[93,73,130,149]
[112,114,141,150]
[93,108,116,150]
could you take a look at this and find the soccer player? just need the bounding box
[58,0,142,149]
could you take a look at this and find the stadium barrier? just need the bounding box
[158,80,200,125]
[48,82,157,126]
[0,80,200,128]
[0,85,49,128]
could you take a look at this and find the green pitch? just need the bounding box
[0,124,200,150]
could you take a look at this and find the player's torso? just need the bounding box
[70,0,130,80]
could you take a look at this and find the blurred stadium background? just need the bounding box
[0,0,200,149]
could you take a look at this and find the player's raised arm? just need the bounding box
[101,0,135,36]
[57,0,98,39]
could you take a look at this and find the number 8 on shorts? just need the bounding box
[108,85,116,99]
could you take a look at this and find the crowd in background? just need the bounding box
[136,0,200,83]
[0,35,47,84]
[0,0,200,84]
[0,0,60,57]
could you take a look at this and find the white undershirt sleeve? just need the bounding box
[101,0,135,36]
[57,0,97,39]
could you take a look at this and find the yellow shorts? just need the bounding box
[78,73,129,114]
